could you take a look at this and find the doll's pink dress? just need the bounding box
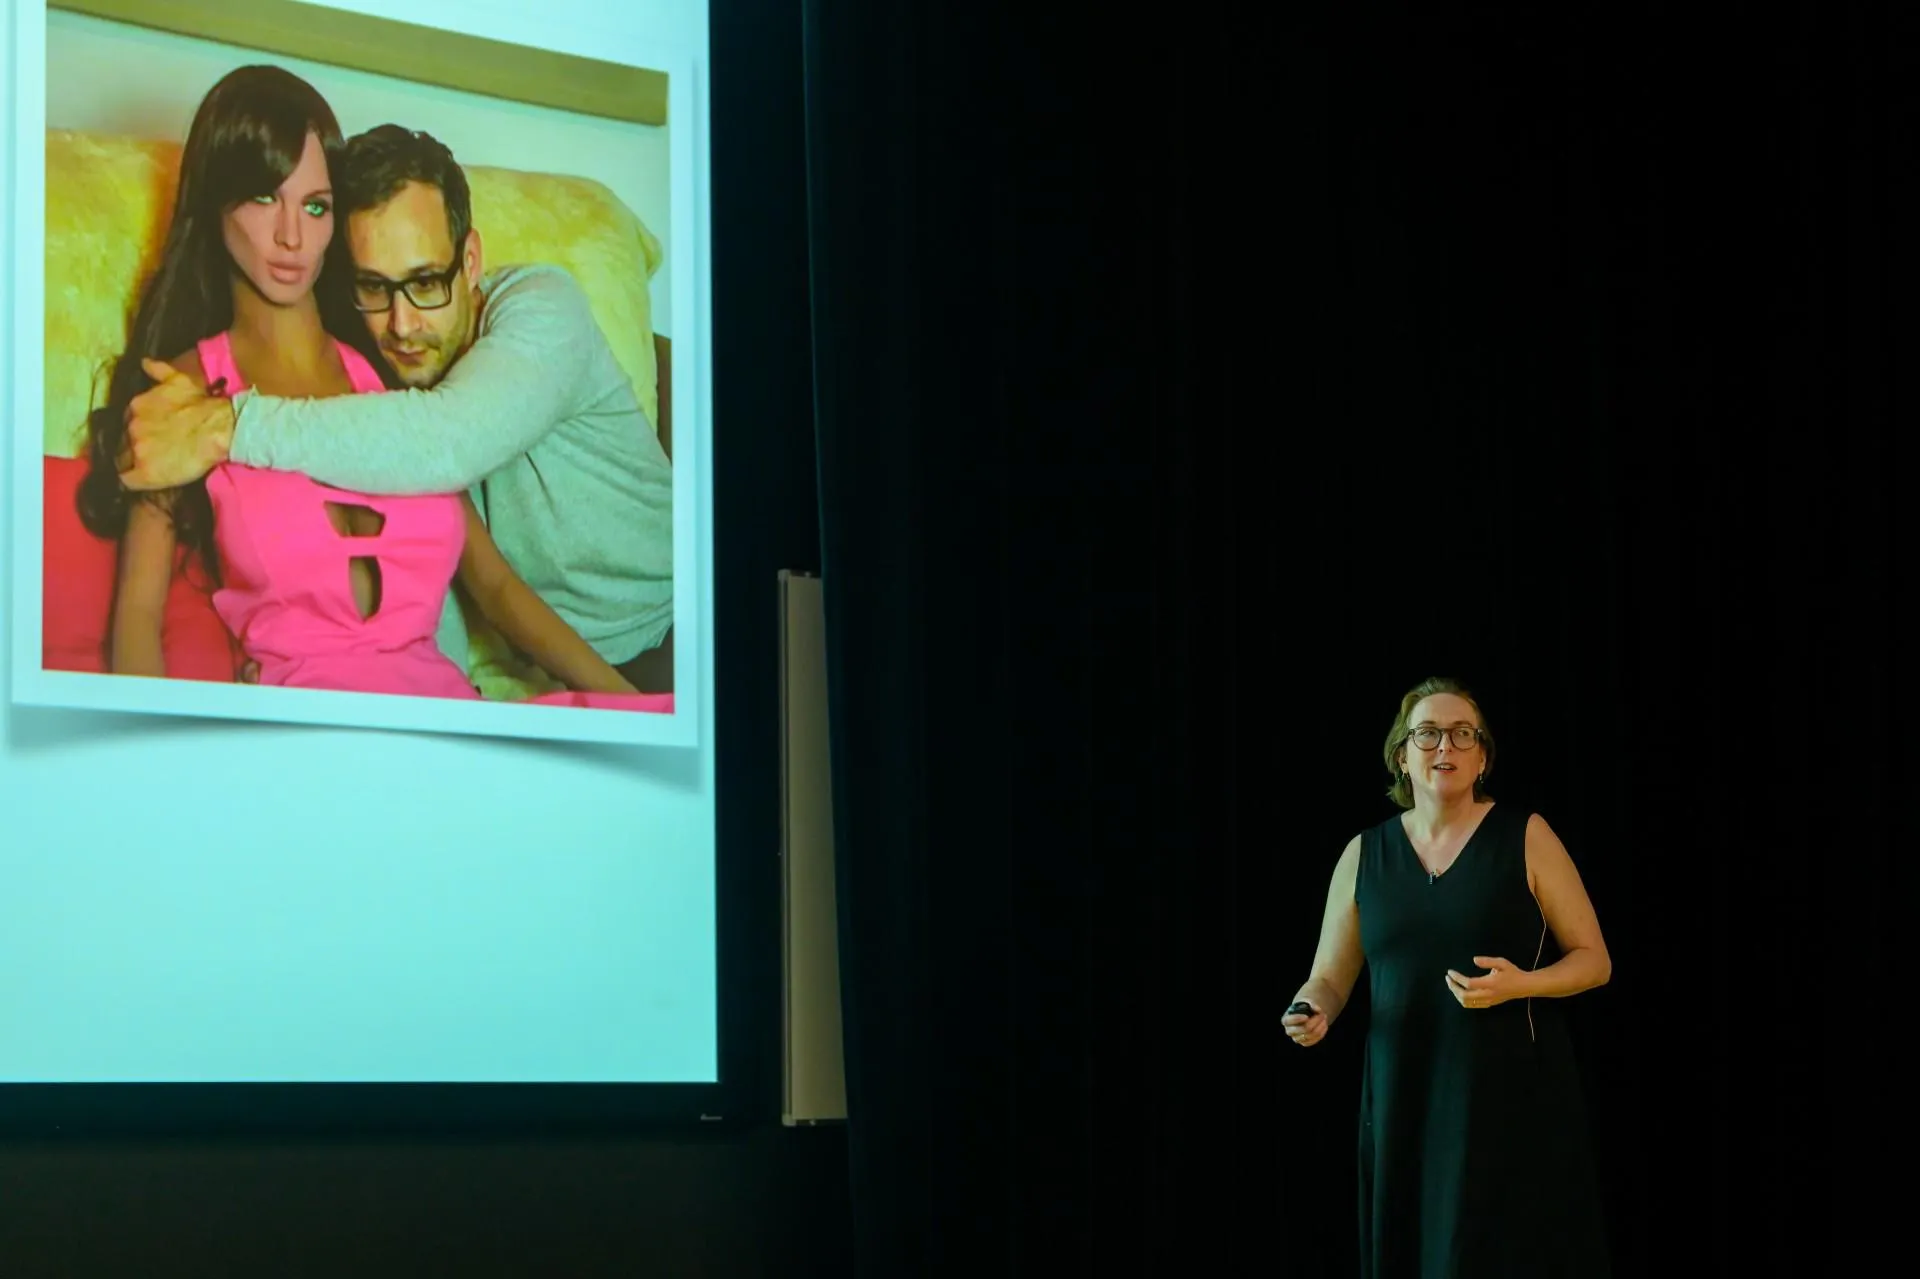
[199,331,673,714]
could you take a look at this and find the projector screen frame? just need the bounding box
[0,0,770,1137]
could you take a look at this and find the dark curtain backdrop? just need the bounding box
[803,3,1896,1275]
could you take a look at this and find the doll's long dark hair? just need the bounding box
[77,64,376,583]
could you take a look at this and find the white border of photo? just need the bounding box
[10,0,705,751]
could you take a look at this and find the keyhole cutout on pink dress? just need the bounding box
[325,502,387,621]
[348,557,384,620]
[323,501,386,537]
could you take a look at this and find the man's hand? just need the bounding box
[118,358,237,491]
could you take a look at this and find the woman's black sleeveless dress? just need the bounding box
[1354,802,1611,1278]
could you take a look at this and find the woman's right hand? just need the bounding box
[1283,1001,1328,1047]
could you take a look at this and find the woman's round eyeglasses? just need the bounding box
[1407,726,1482,751]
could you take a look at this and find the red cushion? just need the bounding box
[41,454,240,682]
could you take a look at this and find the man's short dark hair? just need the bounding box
[337,124,473,256]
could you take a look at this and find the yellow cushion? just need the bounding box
[43,129,180,458]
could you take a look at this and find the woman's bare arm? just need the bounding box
[1288,835,1366,1040]
[1521,814,1612,998]
[453,494,640,695]
[110,496,177,677]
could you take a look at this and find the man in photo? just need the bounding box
[117,125,676,693]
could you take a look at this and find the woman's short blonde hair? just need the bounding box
[1382,675,1496,809]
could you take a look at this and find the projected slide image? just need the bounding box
[12,0,701,749]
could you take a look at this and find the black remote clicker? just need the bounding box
[1286,1001,1314,1017]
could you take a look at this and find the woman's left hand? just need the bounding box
[1445,956,1530,1009]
